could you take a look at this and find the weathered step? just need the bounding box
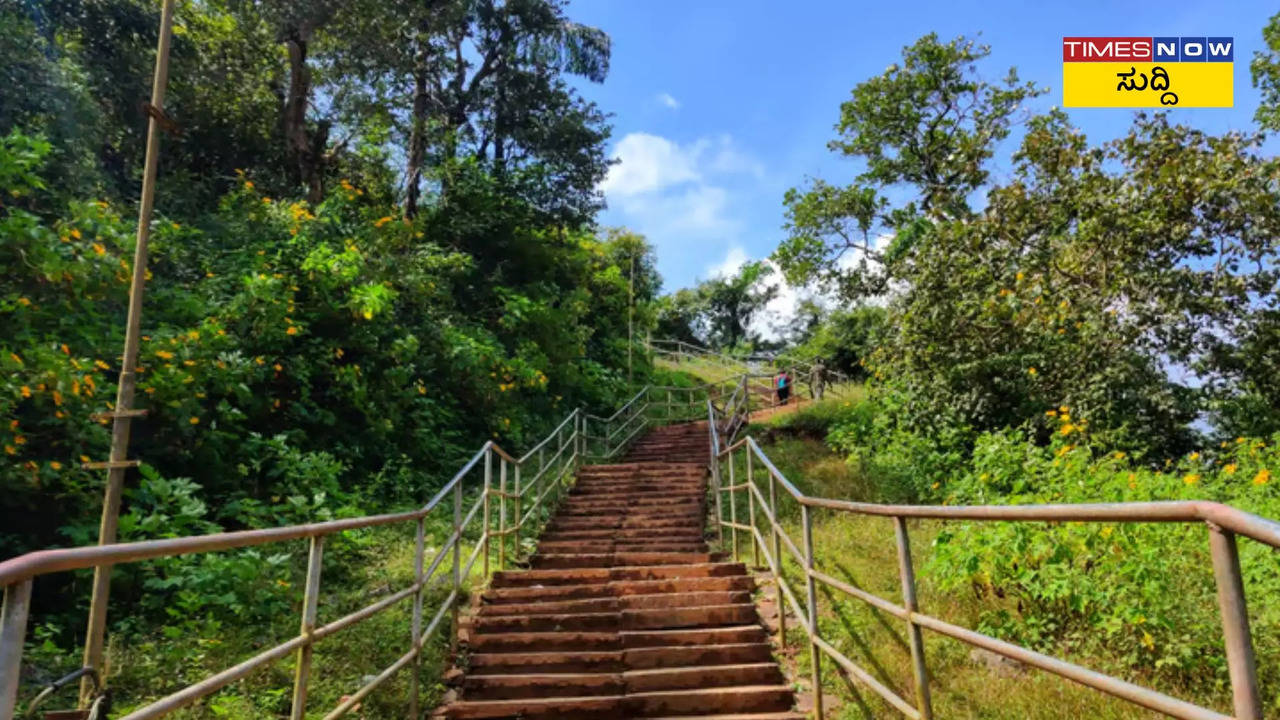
[629,685,795,716]
[469,630,620,653]
[625,663,784,693]
[625,642,775,670]
[531,552,714,570]
[468,650,625,675]
[443,694,621,719]
[463,672,624,700]
[473,611,618,634]
[622,624,767,648]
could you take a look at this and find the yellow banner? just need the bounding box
[1062,62,1232,108]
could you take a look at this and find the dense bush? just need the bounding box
[0,130,657,630]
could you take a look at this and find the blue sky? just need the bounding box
[566,0,1279,298]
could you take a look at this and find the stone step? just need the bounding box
[440,424,795,719]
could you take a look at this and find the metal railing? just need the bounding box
[649,339,855,401]
[0,375,746,720]
[0,405,604,720]
[704,401,1280,720]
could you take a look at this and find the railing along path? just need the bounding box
[2,371,1278,720]
[704,400,1280,720]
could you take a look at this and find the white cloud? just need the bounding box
[656,92,680,110]
[600,132,763,254]
[707,246,749,279]
[600,133,700,197]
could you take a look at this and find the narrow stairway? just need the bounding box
[440,421,800,719]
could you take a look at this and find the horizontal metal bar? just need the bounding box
[713,440,1280,551]
[747,525,810,631]
[910,613,1229,720]
[0,509,425,586]
[517,410,580,463]
[811,568,908,620]
[746,479,805,564]
[812,634,921,719]
[322,645,417,720]
[314,583,418,642]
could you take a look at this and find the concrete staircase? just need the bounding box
[440,421,800,719]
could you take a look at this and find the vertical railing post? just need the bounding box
[894,517,933,720]
[1208,524,1262,720]
[0,579,33,720]
[768,469,786,649]
[409,518,425,719]
[289,535,324,720]
[482,449,492,579]
[802,506,823,719]
[712,429,724,547]
[747,449,759,568]
[498,457,507,571]
[513,462,522,564]
[741,373,749,416]
[450,471,462,655]
[729,446,739,561]
[666,389,672,421]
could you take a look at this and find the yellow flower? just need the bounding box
[70,228,82,239]
[155,350,174,360]
[1183,473,1199,485]
[3,446,14,456]
[286,326,299,335]
[362,309,373,320]
[1015,271,1024,281]
[255,356,265,365]
[1224,464,1237,475]
[1140,631,1154,650]
[189,416,200,425]
[92,242,106,256]
[14,435,26,445]
[244,180,255,190]
[20,386,31,398]
[1113,451,1125,459]
[52,390,63,406]
[61,344,70,355]
[1236,437,1246,444]
[373,216,393,228]
[1028,367,1037,376]
[80,455,90,463]
[1254,469,1271,486]
[1045,409,1057,417]
[1100,526,1113,539]
[50,461,62,470]
[16,297,30,307]
[183,360,196,367]
[1188,452,1200,462]
[1059,424,1075,436]
[262,197,272,204]
[94,360,110,370]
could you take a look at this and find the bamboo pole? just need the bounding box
[80,0,176,704]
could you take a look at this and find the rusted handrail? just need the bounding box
[0,404,595,720]
[707,412,1277,720]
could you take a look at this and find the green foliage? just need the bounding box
[777,304,886,379]
[1252,11,1280,132]
[653,260,779,351]
[929,423,1280,696]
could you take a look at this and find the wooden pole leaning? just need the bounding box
[80,0,177,705]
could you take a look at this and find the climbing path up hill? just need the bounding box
[439,421,800,719]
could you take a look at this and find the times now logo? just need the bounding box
[1062,37,1233,62]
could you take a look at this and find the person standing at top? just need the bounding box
[776,369,791,406]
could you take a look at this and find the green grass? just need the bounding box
[720,403,1193,720]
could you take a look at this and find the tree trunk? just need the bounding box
[405,54,430,219]
[284,36,325,204]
